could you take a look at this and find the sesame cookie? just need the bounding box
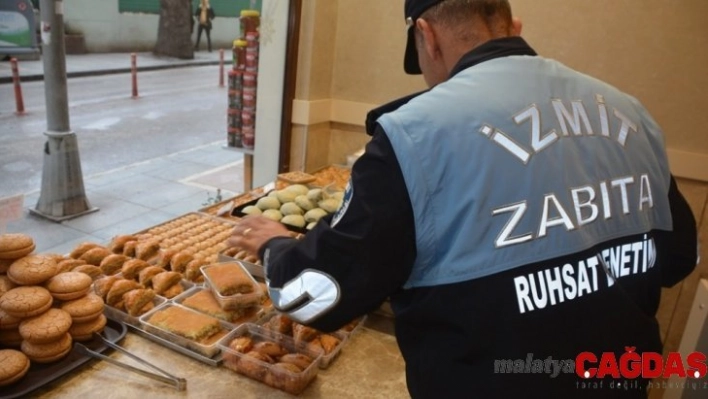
[19,308,73,344]
[7,255,58,285]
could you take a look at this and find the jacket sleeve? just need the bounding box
[658,176,699,287]
[260,125,416,332]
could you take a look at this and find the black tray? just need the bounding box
[1,318,128,399]
[231,196,309,234]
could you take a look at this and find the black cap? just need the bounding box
[404,0,446,74]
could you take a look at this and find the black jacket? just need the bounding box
[195,6,215,29]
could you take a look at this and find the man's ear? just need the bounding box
[511,17,523,36]
[416,18,440,62]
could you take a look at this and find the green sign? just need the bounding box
[0,0,37,53]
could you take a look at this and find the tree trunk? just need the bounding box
[154,0,194,59]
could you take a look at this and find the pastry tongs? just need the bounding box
[73,333,187,391]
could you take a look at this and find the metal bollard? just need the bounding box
[10,58,26,115]
[219,49,225,88]
[131,53,138,98]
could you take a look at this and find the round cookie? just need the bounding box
[0,234,35,260]
[21,332,72,363]
[61,293,105,323]
[44,271,93,301]
[0,349,30,387]
[69,314,107,342]
[19,308,73,344]
[7,255,58,285]
[0,308,21,330]
[0,286,53,318]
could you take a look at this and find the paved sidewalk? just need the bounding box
[4,141,246,255]
[1,50,244,254]
[0,50,229,84]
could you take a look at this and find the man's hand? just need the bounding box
[227,215,292,257]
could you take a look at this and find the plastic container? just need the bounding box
[103,295,167,328]
[227,109,241,128]
[242,126,255,149]
[232,39,248,70]
[228,69,243,90]
[239,10,260,37]
[201,262,263,310]
[245,48,258,70]
[241,108,255,127]
[173,287,263,325]
[139,303,232,358]
[245,31,259,48]
[243,71,257,89]
[227,127,242,148]
[228,89,242,109]
[255,311,348,369]
[219,323,322,395]
[242,88,256,109]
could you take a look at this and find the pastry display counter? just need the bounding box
[2,165,408,398]
[28,315,407,398]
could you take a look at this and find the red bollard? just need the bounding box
[219,49,225,88]
[131,53,138,98]
[10,58,25,115]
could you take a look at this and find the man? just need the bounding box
[228,0,698,397]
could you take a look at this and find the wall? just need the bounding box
[63,0,239,52]
[292,0,708,181]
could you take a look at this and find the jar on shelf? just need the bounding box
[240,10,260,37]
[228,70,243,91]
[232,39,248,71]
[228,89,242,109]
[242,87,256,109]
[227,108,242,128]
[242,126,255,149]
[245,47,258,71]
[228,127,243,148]
[245,31,259,48]
[243,71,257,89]
[241,109,255,127]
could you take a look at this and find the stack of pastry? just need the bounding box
[0,234,107,387]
